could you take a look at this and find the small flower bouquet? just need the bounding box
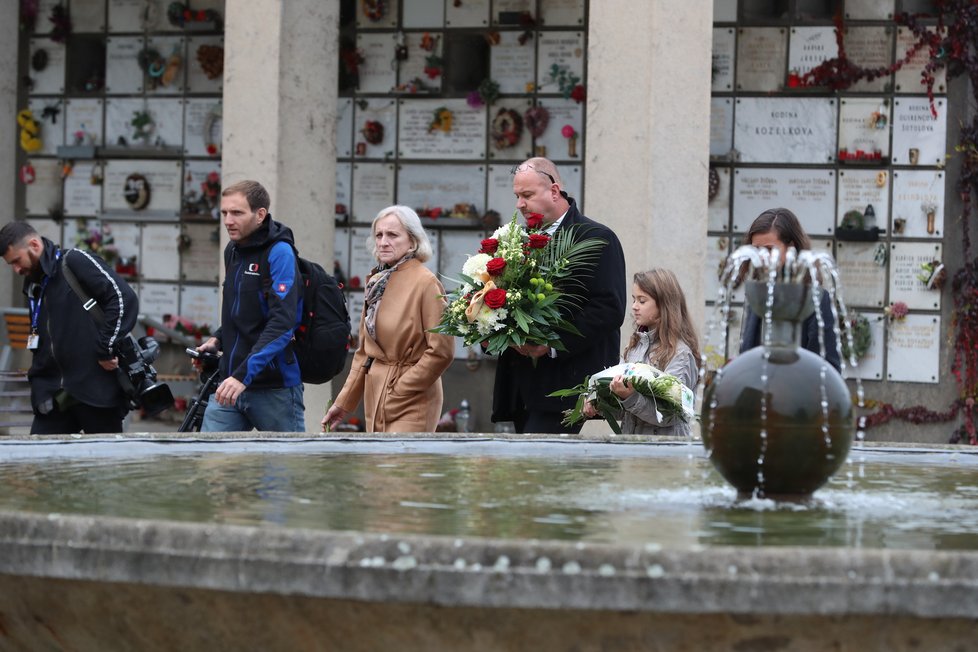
[549,362,695,434]
[431,212,605,356]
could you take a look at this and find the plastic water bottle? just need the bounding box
[455,399,471,432]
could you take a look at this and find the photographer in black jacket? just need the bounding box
[0,221,138,434]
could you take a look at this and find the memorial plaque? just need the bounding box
[65,98,105,147]
[356,32,397,93]
[487,164,517,217]
[29,39,66,94]
[705,236,731,304]
[186,35,224,94]
[439,230,484,293]
[334,226,351,281]
[844,26,892,93]
[708,168,731,231]
[351,163,395,223]
[447,0,488,26]
[26,218,63,247]
[105,97,184,150]
[403,0,443,28]
[736,27,787,92]
[734,97,837,164]
[336,162,352,220]
[180,285,221,334]
[887,314,940,383]
[491,31,536,94]
[536,32,584,91]
[732,168,835,234]
[560,165,583,206]
[24,159,62,217]
[891,170,944,238]
[28,98,65,156]
[182,160,221,219]
[145,36,185,94]
[139,282,180,322]
[493,0,533,25]
[106,222,141,273]
[895,27,946,94]
[713,0,737,22]
[108,0,146,32]
[487,99,533,160]
[63,162,103,217]
[398,98,486,160]
[103,159,182,216]
[353,98,396,159]
[540,0,584,25]
[357,0,399,28]
[788,27,837,79]
[839,98,890,159]
[837,169,889,231]
[712,28,735,92]
[710,98,734,159]
[105,36,145,94]
[140,223,181,280]
[180,222,221,282]
[889,242,942,311]
[348,292,366,332]
[891,97,947,166]
[336,98,354,158]
[835,241,887,307]
[397,164,485,215]
[184,98,221,157]
[348,226,376,289]
[842,312,885,381]
[702,305,742,369]
[844,0,894,20]
[397,31,443,93]
[535,98,582,162]
[423,229,440,275]
[73,0,106,31]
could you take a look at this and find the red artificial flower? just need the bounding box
[483,288,507,309]
[486,257,506,276]
[528,233,550,249]
[196,9,207,21]
[206,143,218,156]
[570,84,586,104]
[479,238,499,254]
[525,212,544,230]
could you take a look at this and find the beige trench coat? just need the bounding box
[334,259,454,432]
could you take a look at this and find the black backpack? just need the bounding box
[261,246,352,384]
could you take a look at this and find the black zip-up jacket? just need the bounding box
[24,238,138,413]
[216,217,302,389]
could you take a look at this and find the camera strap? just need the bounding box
[60,253,105,325]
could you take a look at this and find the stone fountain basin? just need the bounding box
[1,433,977,651]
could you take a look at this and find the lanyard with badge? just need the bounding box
[26,250,58,350]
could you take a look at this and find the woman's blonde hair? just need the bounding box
[626,269,701,369]
[368,205,433,262]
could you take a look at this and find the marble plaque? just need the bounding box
[28,98,65,156]
[491,31,536,94]
[736,27,787,92]
[886,314,940,383]
[397,164,485,215]
[26,219,63,247]
[423,229,440,275]
[712,28,735,92]
[336,98,354,158]
[708,168,731,231]
[108,0,147,32]
[705,236,731,305]
[398,32,443,93]
[732,168,835,235]
[398,98,486,160]
[837,169,889,231]
[351,163,395,223]
[844,0,894,19]
[891,97,947,166]
[702,304,743,369]
[835,241,887,307]
[179,285,221,334]
[842,312,885,381]
[891,170,944,238]
[348,226,376,289]
[65,98,105,147]
[839,98,890,159]
[844,26,892,93]
[106,97,184,150]
[63,163,103,216]
[140,223,181,280]
[540,0,584,25]
[439,231,484,292]
[348,292,366,329]
[24,159,62,217]
[105,36,145,94]
[559,164,583,206]
[788,27,838,78]
[403,0,444,28]
[180,223,221,282]
[488,99,533,159]
[889,242,942,310]
[139,282,180,322]
[186,36,224,94]
[103,159,183,216]
[184,98,221,157]
[29,39,66,94]
[73,0,106,31]
[334,226,351,282]
[535,98,582,162]
[336,163,353,219]
[357,0,399,28]
[145,36,185,94]
[493,0,533,25]
[105,222,141,263]
[353,98,396,159]
[357,32,397,93]
[710,98,734,159]
[182,160,221,219]
[713,0,737,21]
[447,0,489,26]
[487,164,518,217]
[734,97,837,164]
[537,32,585,92]
[895,27,947,94]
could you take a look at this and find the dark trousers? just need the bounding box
[31,402,125,435]
[513,407,584,435]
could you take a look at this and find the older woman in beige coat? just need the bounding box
[322,205,454,432]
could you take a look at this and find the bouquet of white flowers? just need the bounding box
[550,362,695,434]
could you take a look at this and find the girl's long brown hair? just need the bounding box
[625,269,701,369]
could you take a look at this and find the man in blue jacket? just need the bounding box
[196,180,305,432]
[0,221,138,434]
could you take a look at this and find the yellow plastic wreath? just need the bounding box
[17,109,42,153]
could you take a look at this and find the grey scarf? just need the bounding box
[363,253,415,340]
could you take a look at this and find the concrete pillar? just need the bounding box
[0,2,20,310]
[223,0,339,432]
[585,0,713,324]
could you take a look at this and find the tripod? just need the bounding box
[178,349,221,433]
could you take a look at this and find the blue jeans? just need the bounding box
[201,385,305,432]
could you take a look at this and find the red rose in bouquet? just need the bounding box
[479,238,499,254]
[486,257,506,276]
[528,233,550,249]
[483,288,507,309]
[525,212,544,230]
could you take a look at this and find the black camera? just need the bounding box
[116,335,174,417]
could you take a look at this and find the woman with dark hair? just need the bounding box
[739,207,841,371]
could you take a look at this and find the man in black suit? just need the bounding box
[491,157,626,433]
